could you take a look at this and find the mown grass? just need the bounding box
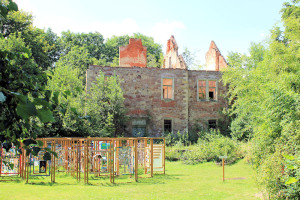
[0,159,259,200]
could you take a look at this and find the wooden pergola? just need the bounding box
[14,137,165,184]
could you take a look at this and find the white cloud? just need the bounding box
[33,16,140,38]
[14,0,35,12]
[151,20,185,43]
[259,32,266,38]
[90,19,140,38]
[150,20,185,51]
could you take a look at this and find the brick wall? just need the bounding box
[188,70,226,129]
[119,38,147,67]
[86,65,225,136]
[163,36,187,69]
[205,41,227,71]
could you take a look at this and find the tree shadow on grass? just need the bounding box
[1,173,182,187]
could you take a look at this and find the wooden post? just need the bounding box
[109,140,113,183]
[26,155,29,183]
[116,140,119,176]
[150,139,153,178]
[51,141,53,183]
[78,140,81,182]
[83,140,86,184]
[54,140,56,183]
[0,146,2,176]
[51,140,56,183]
[111,140,114,184]
[85,139,89,184]
[144,139,147,174]
[134,139,138,182]
[22,151,25,179]
[163,138,166,174]
[65,140,68,172]
[222,158,225,182]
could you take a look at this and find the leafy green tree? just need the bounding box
[60,31,105,60]
[0,1,59,157]
[222,1,299,198]
[105,33,163,67]
[57,45,92,78]
[182,47,203,69]
[133,33,163,67]
[105,34,130,63]
[1,10,59,70]
[86,72,127,137]
[45,28,62,66]
[182,47,194,68]
[45,62,86,137]
[0,34,57,151]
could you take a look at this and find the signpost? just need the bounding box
[219,156,227,182]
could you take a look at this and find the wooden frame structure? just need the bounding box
[1,137,165,184]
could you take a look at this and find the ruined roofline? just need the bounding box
[166,35,178,54]
[88,65,222,73]
[209,40,228,65]
[205,40,228,71]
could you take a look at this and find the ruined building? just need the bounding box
[86,36,227,136]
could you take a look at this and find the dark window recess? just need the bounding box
[164,120,172,133]
[208,120,217,129]
[209,91,214,99]
[132,127,146,137]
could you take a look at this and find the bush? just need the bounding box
[165,142,185,161]
[165,131,189,146]
[166,130,244,165]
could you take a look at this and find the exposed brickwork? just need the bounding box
[87,67,224,136]
[188,70,226,129]
[87,66,189,136]
[119,38,147,67]
[163,36,187,69]
[86,38,227,136]
[205,41,227,71]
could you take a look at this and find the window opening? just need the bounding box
[164,119,172,133]
[132,119,147,137]
[162,78,173,99]
[208,81,216,100]
[198,80,206,100]
[208,120,217,129]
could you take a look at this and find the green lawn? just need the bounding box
[0,159,260,200]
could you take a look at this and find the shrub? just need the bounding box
[165,131,190,146]
[165,142,185,161]
[166,130,243,165]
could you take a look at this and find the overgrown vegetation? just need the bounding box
[0,0,132,157]
[222,1,300,198]
[1,0,163,144]
[165,130,244,165]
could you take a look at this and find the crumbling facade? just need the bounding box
[163,35,187,69]
[86,36,227,136]
[205,41,227,71]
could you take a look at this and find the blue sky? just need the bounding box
[15,0,284,65]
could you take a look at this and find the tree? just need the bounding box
[1,9,59,70]
[86,72,127,137]
[105,34,130,63]
[0,0,58,157]
[45,62,86,137]
[182,47,202,69]
[60,31,105,60]
[222,1,299,198]
[182,47,194,68]
[105,33,163,67]
[57,45,92,78]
